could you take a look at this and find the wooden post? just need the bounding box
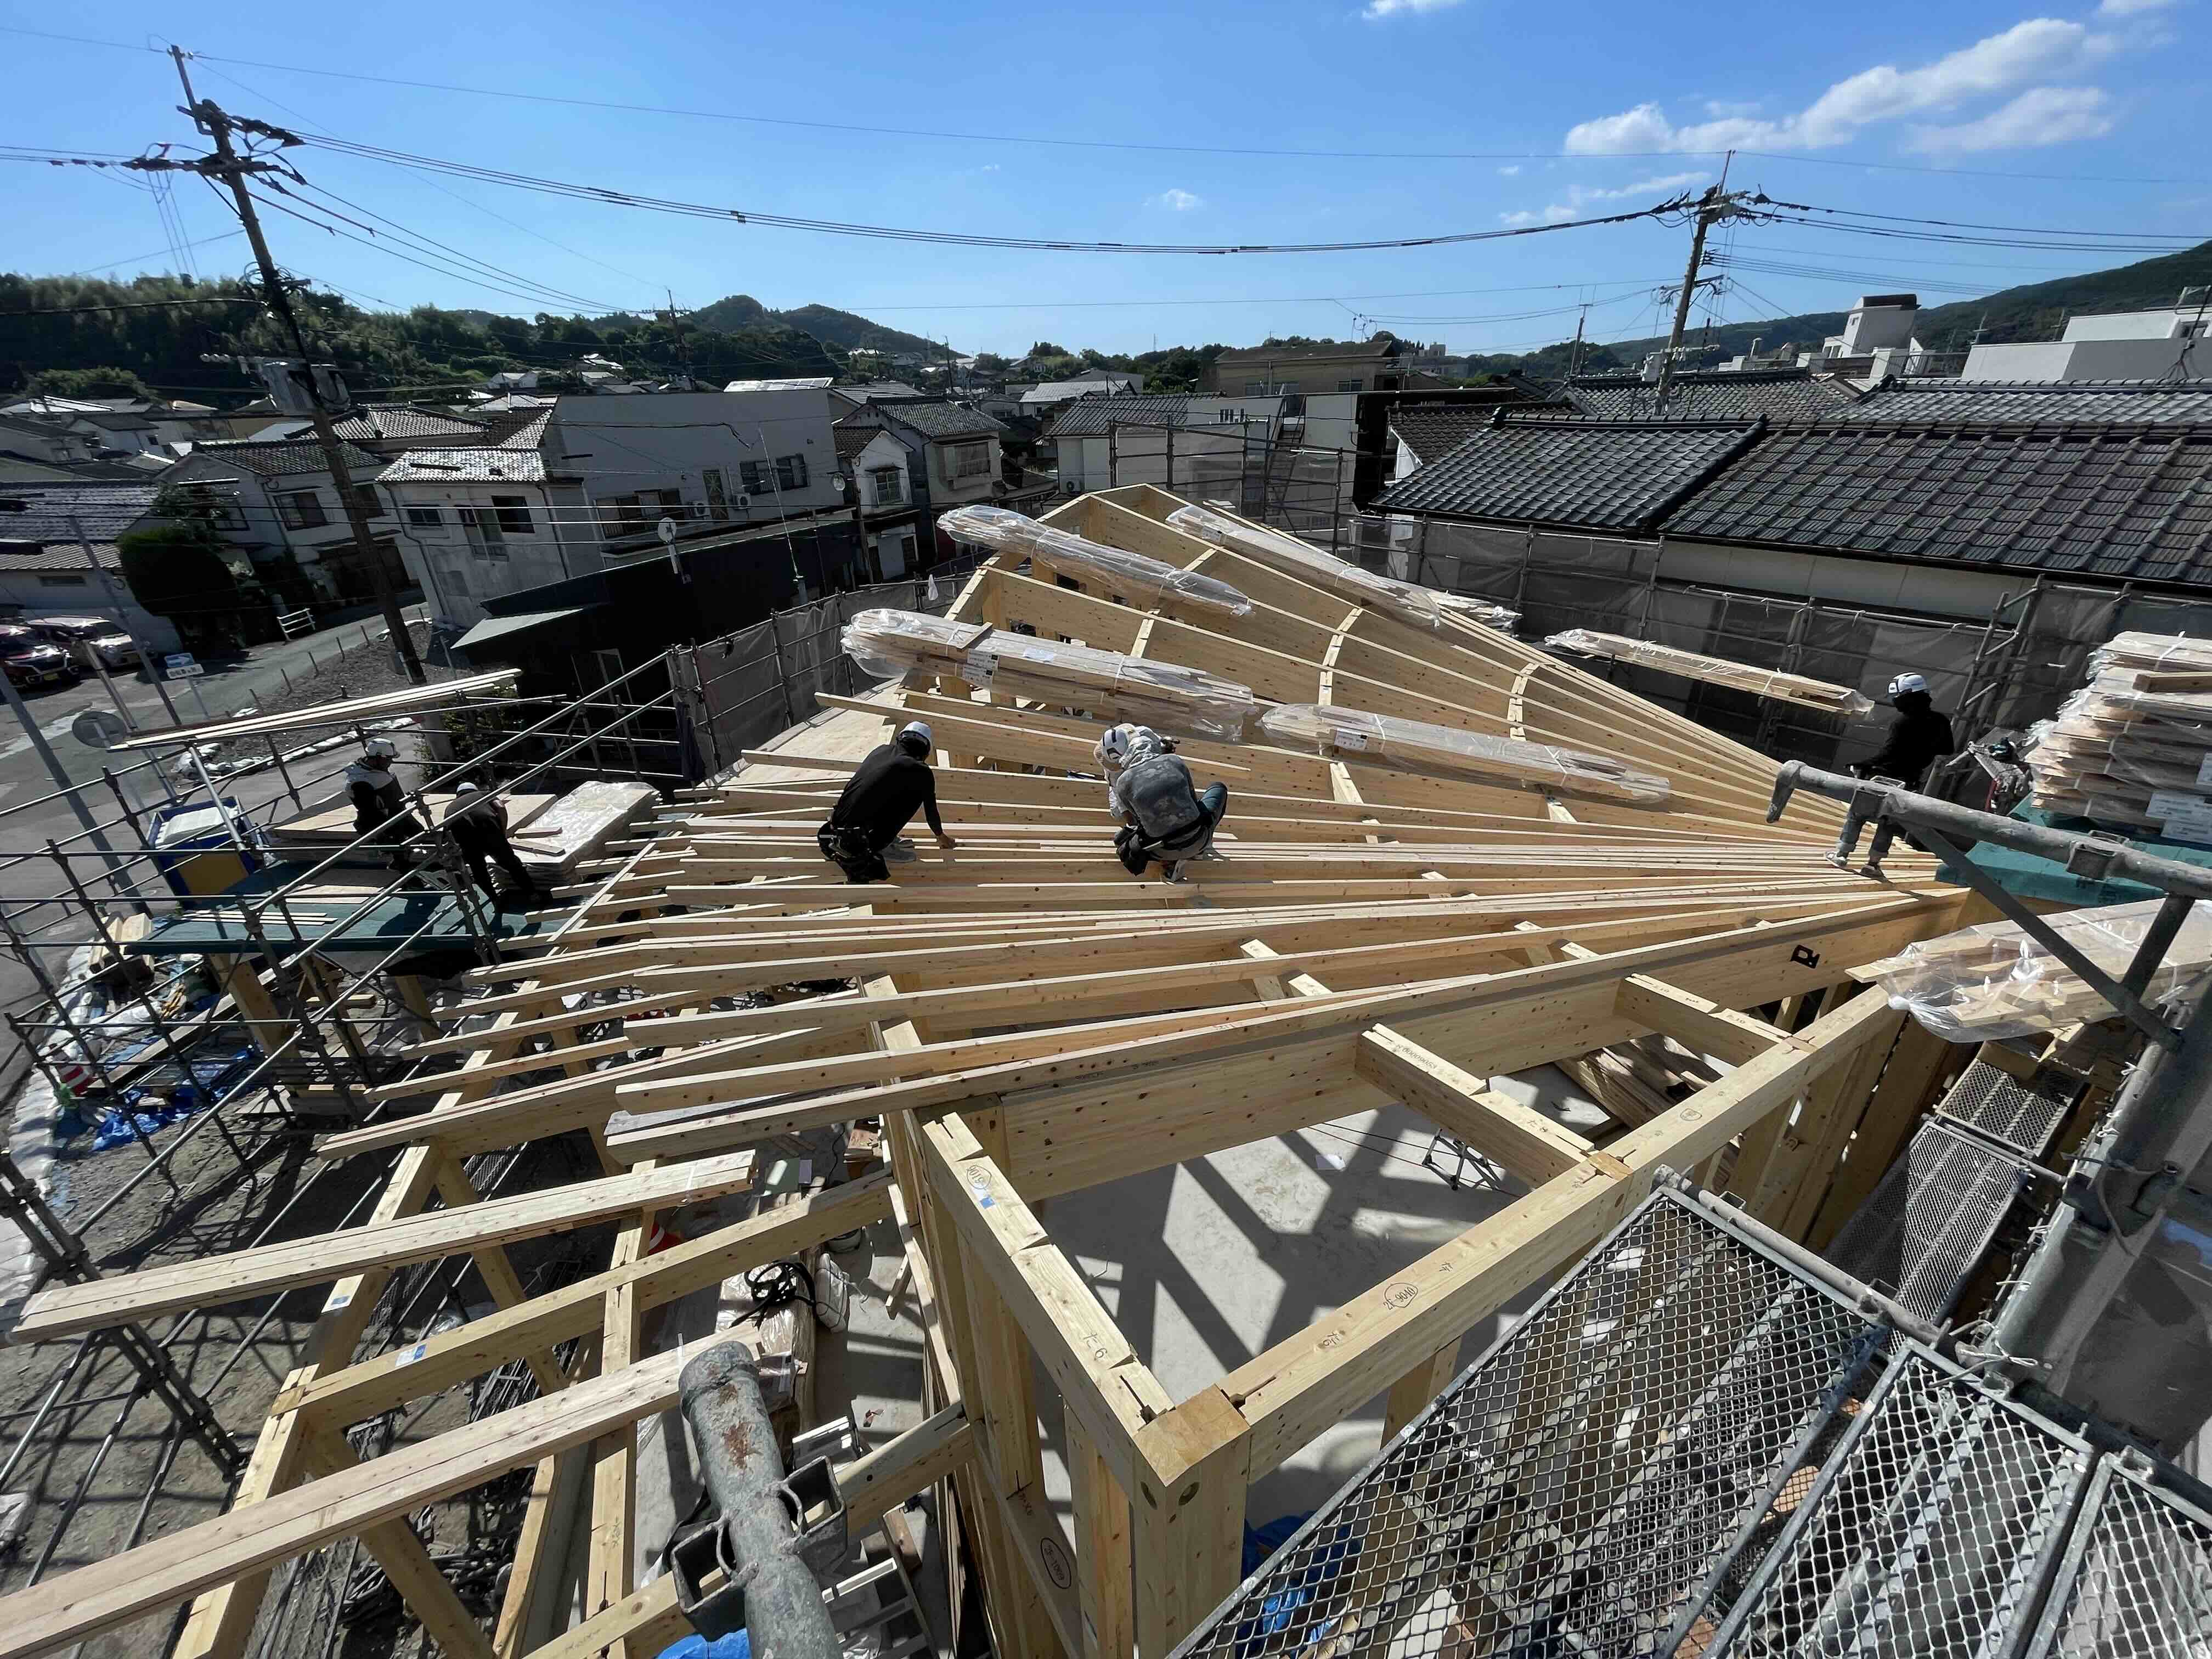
[1067,1415,1135,1659]
[1131,1387,1250,1657]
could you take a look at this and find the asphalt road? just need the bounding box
[0,614,431,1068]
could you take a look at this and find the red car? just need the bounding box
[0,626,76,691]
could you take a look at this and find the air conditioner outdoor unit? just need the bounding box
[735,493,752,509]
[689,501,708,519]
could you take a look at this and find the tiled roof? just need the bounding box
[377,444,548,485]
[1048,395,1206,437]
[1841,379,2212,426]
[1663,423,2212,586]
[0,538,123,572]
[0,412,77,438]
[875,399,1005,439]
[1373,416,1762,531]
[826,381,923,402]
[187,439,382,478]
[496,412,552,452]
[334,405,490,441]
[0,482,162,541]
[1389,405,1510,466]
[833,426,881,461]
[1562,370,1863,422]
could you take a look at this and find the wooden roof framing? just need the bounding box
[0,484,1970,1658]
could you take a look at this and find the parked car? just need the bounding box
[24,616,140,672]
[0,626,76,690]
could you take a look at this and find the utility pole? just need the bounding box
[663,290,693,388]
[1565,306,1589,381]
[156,47,425,683]
[1652,182,1758,413]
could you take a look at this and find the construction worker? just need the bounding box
[1110,729,1228,883]
[345,738,425,866]
[447,781,545,911]
[1855,673,1956,789]
[1092,721,1142,804]
[817,720,957,884]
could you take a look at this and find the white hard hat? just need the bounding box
[455,780,480,794]
[1887,673,1929,698]
[895,719,934,752]
[1096,725,1133,766]
[1127,726,1167,759]
[362,737,398,760]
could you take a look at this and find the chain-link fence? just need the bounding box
[1176,1189,1881,1659]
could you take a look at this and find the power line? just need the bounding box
[292,132,1696,255]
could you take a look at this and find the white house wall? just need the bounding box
[387,482,597,629]
[554,390,840,525]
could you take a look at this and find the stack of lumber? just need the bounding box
[1857,896,2212,1040]
[2028,633,2212,842]
[939,504,1252,618]
[1259,702,1671,806]
[267,789,560,863]
[1163,503,1518,633]
[841,608,1257,740]
[1545,629,1876,717]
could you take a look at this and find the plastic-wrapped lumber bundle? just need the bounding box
[2086,631,2212,692]
[1545,628,1876,716]
[1161,503,1517,633]
[2026,662,2212,843]
[839,608,1257,740]
[938,504,1252,618]
[1259,701,1670,806]
[1857,897,2212,1041]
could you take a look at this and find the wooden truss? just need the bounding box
[0,485,1971,1658]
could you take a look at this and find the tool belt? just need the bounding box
[817,824,888,884]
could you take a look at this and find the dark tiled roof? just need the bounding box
[1048,396,1206,437]
[496,412,552,452]
[0,539,123,572]
[1389,405,1504,465]
[1373,416,1761,531]
[827,381,923,402]
[833,426,881,461]
[1663,424,2212,585]
[1842,379,2212,426]
[0,482,162,541]
[876,399,1005,439]
[336,404,490,441]
[188,439,382,477]
[1564,369,1863,422]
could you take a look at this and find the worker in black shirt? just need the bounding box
[345,737,426,868]
[447,782,545,910]
[817,720,957,883]
[1855,673,1956,789]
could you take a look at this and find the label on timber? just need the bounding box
[2148,789,2208,819]
[2163,806,2212,846]
[1336,731,1369,751]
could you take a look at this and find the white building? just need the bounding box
[379,389,843,627]
[162,438,408,610]
[1964,289,2212,381]
[833,426,921,578]
[1046,394,1285,493]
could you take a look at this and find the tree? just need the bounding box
[25,365,158,401]
[1029,342,1071,359]
[116,523,246,624]
[973,352,1011,375]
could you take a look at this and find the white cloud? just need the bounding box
[1151,188,1203,211]
[1702,99,1764,119]
[1500,171,1705,226]
[1496,163,1522,176]
[1563,18,2114,155]
[1908,84,2114,152]
[2097,0,2174,14]
[1360,0,1463,19]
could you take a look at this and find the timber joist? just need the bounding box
[0,483,1969,1659]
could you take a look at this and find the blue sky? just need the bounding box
[4,0,2204,361]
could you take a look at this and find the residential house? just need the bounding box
[1201,338,1432,397]
[0,482,181,653]
[1965,288,2212,382]
[1018,376,1138,416]
[834,426,922,578]
[0,399,169,462]
[824,381,924,417]
[161,437,409,610]
[836,399,1007,538]
[1556,368,1867,424]
[0,411,100,470]
[377,388,844,627]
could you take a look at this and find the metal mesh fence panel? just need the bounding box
[1936,1060,2080,1160]
[1172,1190,1876,1659]
[1823,1117,2028,1325]
[1701,1345,2092,1659]
[2028,1458,2212,1658]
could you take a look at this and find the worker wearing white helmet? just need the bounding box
[344,736,425,866]
[1854,672,1956,788]
[1110,726,1227,884]
[817,719,957,883]
[1091,722,1159,804]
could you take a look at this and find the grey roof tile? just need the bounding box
[0,482,162,541]
[376,444,548,485]
[1663,423,2212,586]
[1389,405,1508,465]
[1048,395,1206,437]
[1374,415,1761,531]
[188,438,383,477]
[1563,369,1863,422]
[1842,378,2212,425]
[875,399,1005,439]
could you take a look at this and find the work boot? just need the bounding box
[1160,863,1190,885]
[882,838,918,862]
